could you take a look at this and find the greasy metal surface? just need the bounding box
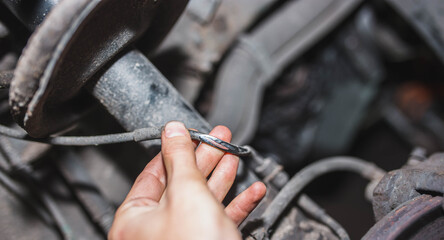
[207,0,364,144]
[363,195,444,239]
[372,153,444,221]
[10,0,187,137]
[385,0,444,64]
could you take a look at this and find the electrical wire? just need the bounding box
[0,124,160,145]
[0,124,251,156]
[258,157,386,235]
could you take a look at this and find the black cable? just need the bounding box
[259,157,386,235]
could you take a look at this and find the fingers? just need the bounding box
[119,123,233,209]
[161,121,204,185]
[120,153,166,207]
[207,154,239,202]
[195,126,232,177]
[225,182,267,226]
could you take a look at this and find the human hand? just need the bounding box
[109,121,267,240]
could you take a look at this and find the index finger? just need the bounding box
[121,153,166,206]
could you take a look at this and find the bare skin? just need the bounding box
[109,121,267,240]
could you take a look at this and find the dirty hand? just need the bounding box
[109,121,267,240]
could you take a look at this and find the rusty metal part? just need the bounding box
[372,152,444,221]
[363,195,444,239]
[9,0,188,137]
[207,0,365,144]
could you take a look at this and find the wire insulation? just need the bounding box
[0,124,251,156]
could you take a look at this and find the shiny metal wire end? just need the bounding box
[188,130,251,156]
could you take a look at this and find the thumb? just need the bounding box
[161,121,203,185]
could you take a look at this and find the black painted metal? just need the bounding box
[89,50,211,134]
[1,0,59,30]
[9,0,188,137]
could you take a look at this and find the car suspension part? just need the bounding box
[0,0,444,239]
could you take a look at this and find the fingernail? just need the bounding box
[165,121,188,138]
